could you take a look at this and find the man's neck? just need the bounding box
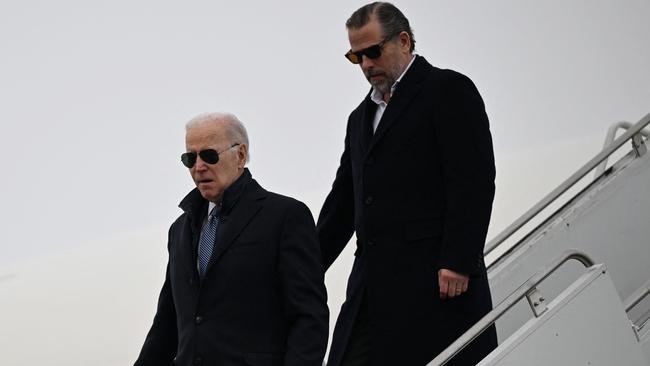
[383,54,415,103]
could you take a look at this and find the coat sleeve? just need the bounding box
[278,200,329,366]
[434,71,496,275]
[134,230,178,366]
[317,117,356,270]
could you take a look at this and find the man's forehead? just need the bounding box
[348,17,383,49]
[186,124,227,146]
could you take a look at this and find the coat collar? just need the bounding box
[362,55,433,156]
[177,168,268,278]
[178,167,253,218]
[208,177,266,268]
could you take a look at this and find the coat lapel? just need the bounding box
[204,180,266,274]
[186,220,202,281]
[177,189,207,280]
[359,97,376,155]
[365,56,431,157]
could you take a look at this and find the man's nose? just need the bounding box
[193,157,208,171]
[360,55,374,69]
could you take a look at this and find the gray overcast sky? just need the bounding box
[1,0,649,265]
[1,1,649,364]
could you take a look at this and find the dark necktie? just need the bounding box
[198,206,219,276]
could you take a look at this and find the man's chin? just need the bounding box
[198,187,218,202]
[370,81,390,95]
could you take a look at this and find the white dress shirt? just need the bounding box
[369,54,417,132]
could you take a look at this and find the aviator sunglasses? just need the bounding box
[344,35,394,64]
[181,143,240,168]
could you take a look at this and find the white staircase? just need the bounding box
[428,113,650,365]
[481,262,647,365]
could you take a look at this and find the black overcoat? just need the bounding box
[318,56,497,366]
[136,170,329,366]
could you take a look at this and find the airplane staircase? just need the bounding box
[428,112,650,365]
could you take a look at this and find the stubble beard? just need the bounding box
[371,78,393,95]
[366,70,395,96]
[365,62,403,96]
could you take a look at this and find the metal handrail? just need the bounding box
[594,121,650,177]
[485,112,650,260]
[427,250,595,366]
[624,278,650,313]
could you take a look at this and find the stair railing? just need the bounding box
[485,113,650,268]
[427,250,595,366]
[594,121,650,177]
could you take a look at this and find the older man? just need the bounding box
[318,2,497,366]
[135,113,328,366]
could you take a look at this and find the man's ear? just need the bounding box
[238,144,248,168]
[399,31,411,52]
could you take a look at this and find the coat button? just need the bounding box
[193,357,203,365]
[365,156,375,165]
[364,196,374,205]
[195,316,203,325]
[367,239,375,246]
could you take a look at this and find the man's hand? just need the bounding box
[438,269,469,299]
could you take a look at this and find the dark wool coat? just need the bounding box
[318,56,497,366]
[136,170,329,366]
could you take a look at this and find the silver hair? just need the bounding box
[185,112,250,162]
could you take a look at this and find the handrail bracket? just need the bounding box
[632,133,647,157]
[526,287,548,317]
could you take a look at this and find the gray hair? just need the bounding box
[185,112,250,162]
[346,2,415,53]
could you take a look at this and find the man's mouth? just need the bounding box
[367,73,386,83]
[197,179,213,185]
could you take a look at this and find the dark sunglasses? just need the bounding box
[344,36,392,64]
[181,143,240,168]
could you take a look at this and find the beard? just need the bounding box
[364,63,402,96]
[368,74,394,95]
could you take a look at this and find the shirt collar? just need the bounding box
[207,201,219,217]
[370,54,417,105]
